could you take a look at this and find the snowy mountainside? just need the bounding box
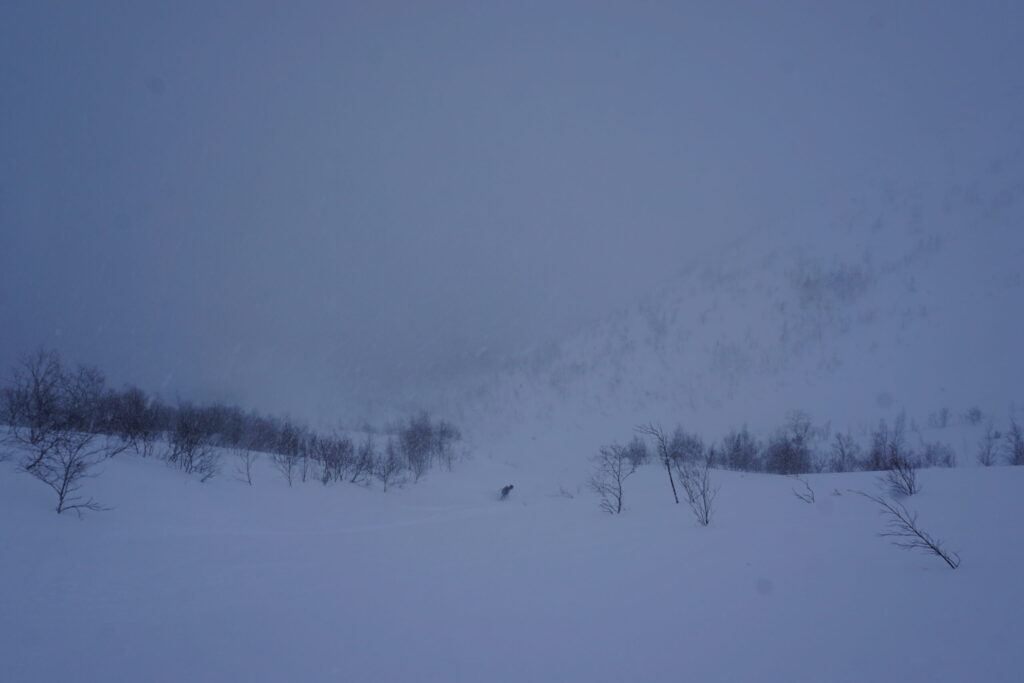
[438,157,1024,466]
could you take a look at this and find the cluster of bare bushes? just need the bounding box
[264,412,462,491]
[589,406,1023,525]
[1,348,462,515]
[590,425,717,526]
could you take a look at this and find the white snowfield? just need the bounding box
[2,450,1022,683]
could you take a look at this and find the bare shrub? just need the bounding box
[27,429,113,516]
[267,420,314,486]
[374,438,406,491]
[1006,419,1024,466]
[233,444,257,486]
[4,347,67,471]
[918,440,955,468]
[432,419,462,472]
[869,416,920,496]
[791,475,815,503]
[168,404,219,482]
[105,385,159,455]
[637,424,679,504]
[348,435,376,485]
[272,421,306,486]
[828,431,861,473]
[61,364,106,434]
[311,434,354,485]
[309,435,330,485]
[623,436,650,468]
[392,412,463,481]
[669,428,706,466]
[299,443,312,483]
[4,351,126,513]
[676,455,718,526]
[962,407,983,426]
[977,424,1000,466]
[866,417,903,472]
[854,490,960,569]
[865,415,920,496]
[883,452,920,497]
[721,426,760,472]
[764,411,814,474]
[588,443,638,514]
[397,412,433,482]
[271,451,298,486]
[133,422,160,459]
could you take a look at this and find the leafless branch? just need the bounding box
[791,475,815,503]
[882,454,920,497]
[853,490,960,569]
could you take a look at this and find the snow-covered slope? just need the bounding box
[435,152,1024,472]
[2,452,1022,682]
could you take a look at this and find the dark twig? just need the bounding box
[853,490,960,569]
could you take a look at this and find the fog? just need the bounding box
[2,1,1022,422]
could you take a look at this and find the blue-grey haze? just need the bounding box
[2,1,1022,422]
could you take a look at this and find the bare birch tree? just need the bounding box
[636,423,679,504]
[588,443,637,514]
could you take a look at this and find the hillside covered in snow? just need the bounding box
[432,151,1024,470]
[4,3,1024,682]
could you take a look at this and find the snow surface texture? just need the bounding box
[2,451,1022,683]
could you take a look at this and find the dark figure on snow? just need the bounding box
[500,484,514,500]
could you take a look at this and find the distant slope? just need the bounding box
[438,150,1024,464]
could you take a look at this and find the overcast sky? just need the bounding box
[2,1,1023,423]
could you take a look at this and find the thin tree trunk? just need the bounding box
[665,460,679,504]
